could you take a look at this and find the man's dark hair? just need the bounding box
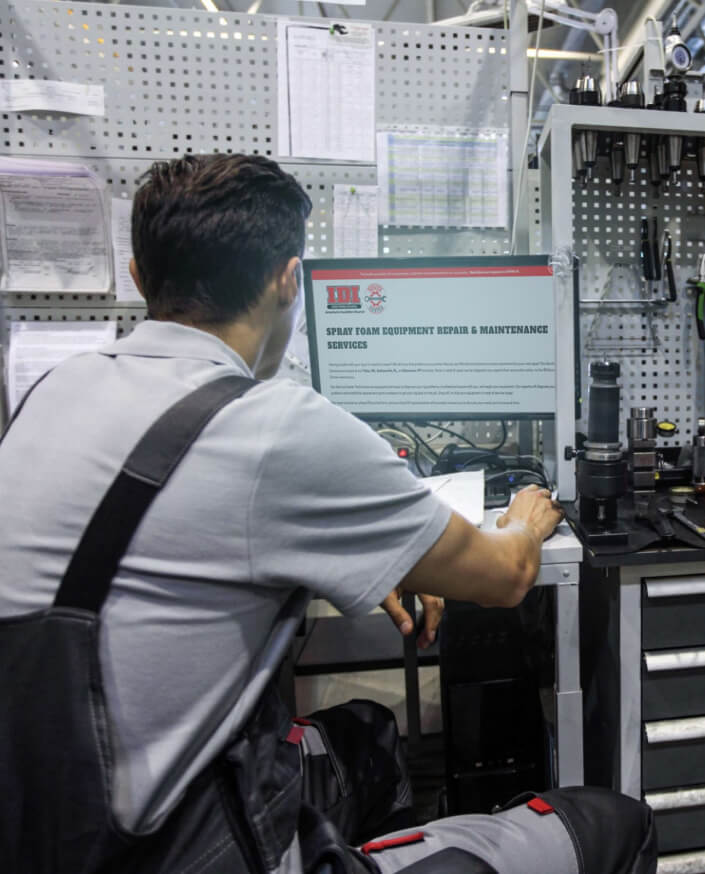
[131,154,312,323]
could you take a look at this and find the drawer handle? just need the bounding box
[644,649,705,672]
[645,716,705,744]
[645,786,705,811]
[645,577,705,599]
[657,848,705,873]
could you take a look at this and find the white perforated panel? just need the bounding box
[1,3,509,157]
[0,0,515,447]
[572,163,705,445]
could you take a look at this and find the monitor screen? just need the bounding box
[303,255,558,422]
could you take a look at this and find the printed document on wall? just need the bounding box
[111,197,141,302]
[7,321,117,414]
[0,157,111,293]
[0,80,105,116]
[334,185,379,257]
[277,20,375,161]
[377,126,509,228]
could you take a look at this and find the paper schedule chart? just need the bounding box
[377,126,509,229]
[277,21,375,162]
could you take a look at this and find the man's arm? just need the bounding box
[400,485,563,608]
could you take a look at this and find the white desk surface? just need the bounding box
[482,509,583,565]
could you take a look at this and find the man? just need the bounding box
[0,154,654,874]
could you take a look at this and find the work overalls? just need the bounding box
[0,375,377,874]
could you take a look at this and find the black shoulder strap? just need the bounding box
[54,374,257,613]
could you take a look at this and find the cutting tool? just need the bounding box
[686,253,705,340]
[661,231,677,302]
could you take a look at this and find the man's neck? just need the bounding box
[158,315,263,373]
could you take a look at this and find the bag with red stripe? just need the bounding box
[291,701,656,874]
[353,786,656,874]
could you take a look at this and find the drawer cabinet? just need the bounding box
[581,561,705,872]
[642,592,705,650]
[642,723,705,791]
[642,663,705,721]
[652,804,705,855]
[641,576,705,871]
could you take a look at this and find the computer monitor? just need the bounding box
[303,255,564,422]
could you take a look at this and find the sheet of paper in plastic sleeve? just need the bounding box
[277,19,375,161]
[0,157,112,293]
[7,321,118,414]
[377,126,509,228]
[111,198,141,303]
[334,185,379,257]
[0,80,105,116]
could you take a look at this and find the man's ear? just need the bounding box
[278,256,302,308]
[128,258,146,300]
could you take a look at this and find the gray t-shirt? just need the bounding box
[0,321,450,832]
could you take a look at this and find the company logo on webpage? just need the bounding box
[326,285,362,312]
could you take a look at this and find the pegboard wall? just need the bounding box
[572,158,705,446]
[0,0,510,267]
[0,0,519,449]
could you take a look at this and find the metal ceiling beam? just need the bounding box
[383,0,403,22]
[535,65,562,104]
[564,0,603,52]
[673,1,704,44]
[616,0,678,85]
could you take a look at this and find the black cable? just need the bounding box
[484,468,550,488]
[461,452,507,470]
[489,419,507,452]
[416,452,433,478]
[403,423,440,461]
[422,420,507,452]
[414,438,424,477]
[409,436,433,478]
[394,423,432,477]
[517,455,551,487]
[419,421,478,449]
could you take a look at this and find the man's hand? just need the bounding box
[381,587,444,649]
[495,483,564,543]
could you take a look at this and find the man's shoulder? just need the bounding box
[247,377,367,435]
[246,377,329,415]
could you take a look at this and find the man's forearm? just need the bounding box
[479,525,541,607]
[401,513,543,608]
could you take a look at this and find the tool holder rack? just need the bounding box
[539,104,705,501]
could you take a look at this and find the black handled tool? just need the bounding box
[652,217,662,281]
[641,218,655,280]
[646,494,675,540]
[662,231,677,302]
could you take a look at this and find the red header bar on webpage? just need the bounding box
[310,266,553,280]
